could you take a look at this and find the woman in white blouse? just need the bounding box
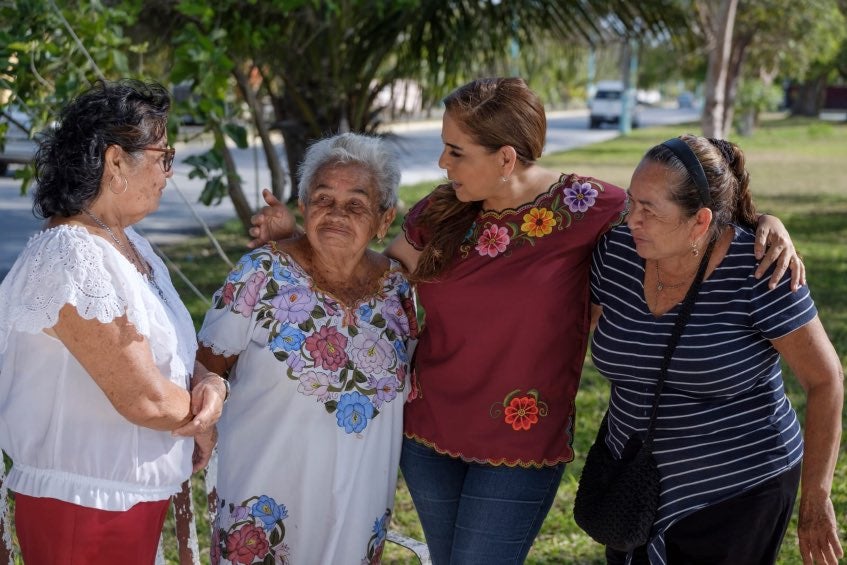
[0,80,226,564]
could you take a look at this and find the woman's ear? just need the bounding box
[692,207,713,240]
[499,145,518,178]
[103,145,123,178]
[378,207,396,239]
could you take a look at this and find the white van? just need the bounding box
[588,81,641,129]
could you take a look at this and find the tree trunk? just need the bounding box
[722,33,751,137]
[213,127,254,231]
[701,0,739,139]
[232,65,288,203]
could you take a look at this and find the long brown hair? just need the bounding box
[412,78,547,282]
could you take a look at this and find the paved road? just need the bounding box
[0,106,698,279]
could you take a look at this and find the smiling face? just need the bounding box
[626,160,698,260]
[437,111,504,204]
[300,162,395,256]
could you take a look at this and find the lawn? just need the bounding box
[5,116,844,564]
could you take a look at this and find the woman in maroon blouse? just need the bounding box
[249,78,802,564]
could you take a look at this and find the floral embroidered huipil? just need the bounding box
[403,174,627,467]
[198,244,416,565]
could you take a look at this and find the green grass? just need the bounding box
[5,116,845,564]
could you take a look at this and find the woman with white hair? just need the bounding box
[197,133,417,565]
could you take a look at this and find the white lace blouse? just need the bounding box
[0,225,197,511]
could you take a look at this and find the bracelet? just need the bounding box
[217,375,230,403]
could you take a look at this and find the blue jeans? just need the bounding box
[400,437,565,565]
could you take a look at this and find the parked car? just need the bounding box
[0,106,36,175]
[677,91,696,109]
[588,81,641,129]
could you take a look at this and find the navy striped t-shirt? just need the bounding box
[590,224,816,563]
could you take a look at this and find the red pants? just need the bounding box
[14,493,169,565]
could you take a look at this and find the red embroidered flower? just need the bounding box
[226,523,269,564]
[304,325,349,371]
[220,282,236,305]
[402,297,419,339]
[504,396,539,431]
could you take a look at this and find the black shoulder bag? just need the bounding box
[573,240,715,552]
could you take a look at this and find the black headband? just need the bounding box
[660,137,712,208]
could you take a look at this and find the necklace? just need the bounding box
[83,209,167,302]
[654,260,695,292]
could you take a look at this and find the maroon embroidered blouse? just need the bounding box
[402,174,627,467]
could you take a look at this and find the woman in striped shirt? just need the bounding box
[590,135,843,564]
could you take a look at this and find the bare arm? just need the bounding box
[590,303,603,333]
[384,233,422,274]
[196,345,239,380]
[754,214,806,291]
[772,317,844,565]
[52,304,193,431]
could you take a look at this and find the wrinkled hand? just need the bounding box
[172,367,226,437]
[247,189,298,248]
[798,495,843,564]
[754,214,806,291]
[192,427,218,473]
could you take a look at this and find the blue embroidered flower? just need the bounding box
[393,339,408,363]
[250,495,289,530]
[335,391,374,434]
[372,512,389,548]
[398,279,411,295]
[270,325,306,352]
[357,303,373,323]
[272,260,299,285]
[564,182,598,213]
[228,253,263,282]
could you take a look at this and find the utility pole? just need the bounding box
[620,37,639,135]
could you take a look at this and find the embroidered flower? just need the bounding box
[272,261,298,285]
[357,303,373,323]
[226,523,270,564]
[350,330,394,374]
[227,254,261,283]
[271,542,292,565]
[305,325,349,371]
[520,207,557,237]
[286,352,305,372]
[393,339,409,363]
[270,285,316,324]
[504,396,540,431]
[298,370,331,398]
[231,505,249,521]
[336,391,374,433]
[219,282,236,306]
[251,495,288,530]
[564,182,598,213]
[373,376,398,408]
[475,224,510,257]
[381,296,410,336]
[270,325,307,353]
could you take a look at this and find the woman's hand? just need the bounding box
[192,427,218,473]
[798,493,844,564]
[247,189,299,248]
[172,362,227,437]
[754,214,806,291]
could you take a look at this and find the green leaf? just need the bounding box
[273,350,289,362]
[223,122,249,148]
[371,314,386,328]
[324,400,338,413]
[353,369,367,383]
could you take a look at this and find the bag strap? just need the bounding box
[643,237,717,446]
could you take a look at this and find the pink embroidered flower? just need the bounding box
[380,296,409,336]
[350,330,394,373]
[373,376,399,408]
[475,224,510,257]
[564,182,598,213]
[234,271,267,317]
[226,523,270,564]
[298,370,331,398]
[305,325,349,371]
[504,396,539,431]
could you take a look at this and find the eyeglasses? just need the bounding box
[143,145,176,172]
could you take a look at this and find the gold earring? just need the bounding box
[108,176,128,195]
[690,241,699,257]
[501,176,509,183]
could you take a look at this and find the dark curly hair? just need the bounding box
[33,79,171,218]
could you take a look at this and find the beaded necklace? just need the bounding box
[83,209,167,302]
